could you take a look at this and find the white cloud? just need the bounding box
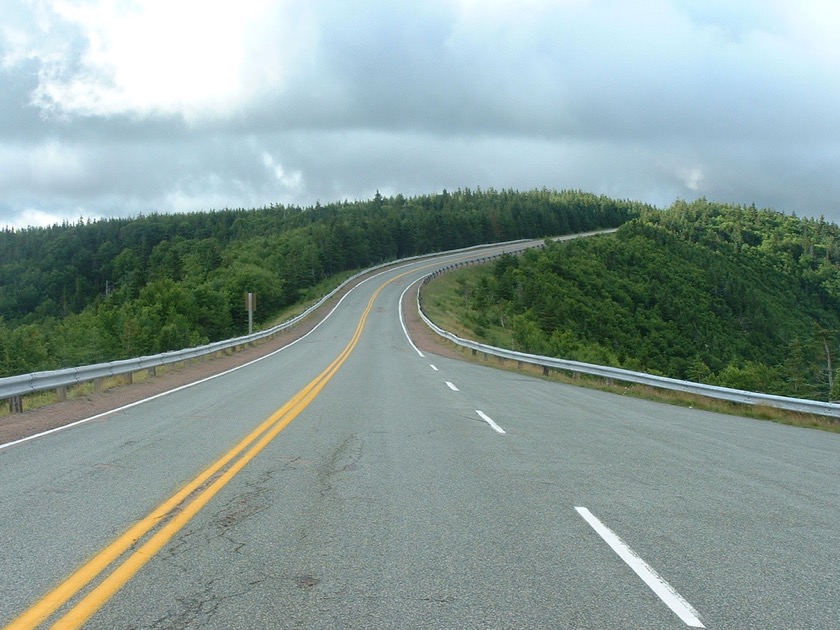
[776,2,840,80]
[20,0,316,122]
[678,166,705,193]
[161,173,257,213]
[261,152,303,192]
[0,139,86,189]
[1,25,34,68]
[4,207,66,229]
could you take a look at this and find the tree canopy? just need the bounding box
[445,199,840,401]
[0,188,640,377]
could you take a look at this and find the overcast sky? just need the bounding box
[1,0,839,230]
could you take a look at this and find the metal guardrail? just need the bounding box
[0,277,345,405]
[13,229,826,421]
[0,238,537,410]
[416,275,840,420]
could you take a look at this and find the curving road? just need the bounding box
[2,243,839,629]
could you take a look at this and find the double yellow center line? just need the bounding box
[8,274,397,629]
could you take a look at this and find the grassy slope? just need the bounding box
[419,260,840,434]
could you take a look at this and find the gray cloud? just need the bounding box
[1,0,839,229]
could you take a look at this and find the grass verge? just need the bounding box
[1,270,361,418]
[421,269,840,434]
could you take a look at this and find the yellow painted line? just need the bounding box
[6,274,396,630]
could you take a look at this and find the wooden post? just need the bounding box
[9,396,23,413]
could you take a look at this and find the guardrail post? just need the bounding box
[57,386,67,402]
[94,378,103,393]
[9,395,23,413]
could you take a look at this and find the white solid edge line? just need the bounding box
[0,265,400,452]
[475,410,506,434]
[446,381,459,391]
[398,278,425,358]
[575,507,704,628]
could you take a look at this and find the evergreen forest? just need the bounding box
[448,199,840,401]
[0,189,637,377]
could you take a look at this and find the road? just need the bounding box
[2,243,839,629]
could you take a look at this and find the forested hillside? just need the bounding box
[0,189,639,377]
[449,199,840,401]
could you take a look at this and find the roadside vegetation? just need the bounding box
[421,267,840,433]
[4,190,840,432]
[421,199,840,420]
[0,189,638,377]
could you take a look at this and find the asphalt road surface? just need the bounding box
[2,244,839,629]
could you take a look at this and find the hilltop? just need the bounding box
[0,189,638,377]
[429,199,840,401]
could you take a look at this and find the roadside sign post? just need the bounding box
[245,292,256,334]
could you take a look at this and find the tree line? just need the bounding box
[0,188,641,377]
[449,199,840,401]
